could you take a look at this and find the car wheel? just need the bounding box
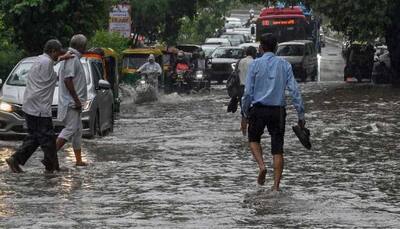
[96,111,103,137]
[301,69,307,82]
[110,107,115,133]
[311,67,317,82]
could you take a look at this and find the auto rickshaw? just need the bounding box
[344,42,375,82]
[102,48,120,112]
[121,48,163,85]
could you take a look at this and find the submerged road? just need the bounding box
[1,43,400,228]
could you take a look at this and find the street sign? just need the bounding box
[109,4,132,38]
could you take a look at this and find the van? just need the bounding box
[276,40,318,82]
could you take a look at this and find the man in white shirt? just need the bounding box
[238,46,257,135]
[56,34,88,166]
[6,39,67,173]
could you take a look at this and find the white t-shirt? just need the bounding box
[57,48,87,121]
[238,56,254,86]
[22,54,57,117]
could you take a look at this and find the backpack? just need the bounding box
[226,59,241,98]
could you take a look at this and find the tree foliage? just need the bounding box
[178,0,237,44]
[0,14,23,80]
[89,30,130,57]
[0,0,110,55]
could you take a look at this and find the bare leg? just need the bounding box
[56,137,67,151]
[273,154,284,191]
[249,142,266,185]
[73,148,87,166]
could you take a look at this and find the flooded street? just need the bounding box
[1,43,400,228]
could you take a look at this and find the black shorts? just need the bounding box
[248,105,286,155]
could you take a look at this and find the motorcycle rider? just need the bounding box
[137,54,162,88]
[174,51,190,73]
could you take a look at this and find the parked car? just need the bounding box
[220,33,247,46]
[276,40,318,82]
[0,53,114,138]
[206,47,245,84]
[205,38,232,47]
[372,52,392,84]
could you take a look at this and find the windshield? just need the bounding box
[123,55,149,69]
[212,48,244,59]
[7,62,33,86]
[202,46,218,57]
[277,45,305,56]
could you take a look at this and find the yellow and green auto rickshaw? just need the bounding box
[102,48,120,112]
[121,48,163,85]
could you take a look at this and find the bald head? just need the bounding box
[70,34,88,53]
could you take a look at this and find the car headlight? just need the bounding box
[0,101,13,112]
[196,71,204,79]
[83,100,92,112]
[231,63,237,71]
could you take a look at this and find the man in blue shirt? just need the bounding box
[242,34,306,191]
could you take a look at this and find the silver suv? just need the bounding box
[277,40,318,82]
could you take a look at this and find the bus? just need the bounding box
[256,3,321,52]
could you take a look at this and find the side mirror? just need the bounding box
[0,79,3,86]
[251,26,256,35]
[98,79,111,90]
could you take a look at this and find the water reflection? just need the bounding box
[0,82,400,227]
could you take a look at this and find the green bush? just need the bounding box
[89,30,130,57]
[0,40,23,81]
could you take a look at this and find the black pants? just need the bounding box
[248,105,286,154]
[12,114,59,171]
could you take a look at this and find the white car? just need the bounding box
[0,55,114,138]
[205,38,232,47]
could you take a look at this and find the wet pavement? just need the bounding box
[1,43,400,228]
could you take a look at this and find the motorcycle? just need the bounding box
[134,72,159,104]
[173,68,193,94]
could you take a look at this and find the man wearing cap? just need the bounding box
[6,39,70,173]
[56,34,88,166]
[241,34,306,191]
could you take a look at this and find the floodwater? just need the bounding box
[1,43,400,228]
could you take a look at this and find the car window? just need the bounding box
[277,45,305,56]
[90,61,104,89]
[212,48,243,59]
[6,62,33,86]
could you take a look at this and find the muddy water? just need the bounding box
[1,44,400,228]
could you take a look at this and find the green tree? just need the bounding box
[178,0,237,44]
[308,0,400,84]
[89,30,130,56]
[128,0,198,45]
[0,14,23,80]
[0,0,111,55]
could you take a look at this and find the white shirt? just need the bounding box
[57,48,87,121]
[137,62,162,74]
[238,56,254,85]
[22,54,57,117]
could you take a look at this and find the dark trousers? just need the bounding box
[12,114,59,171]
